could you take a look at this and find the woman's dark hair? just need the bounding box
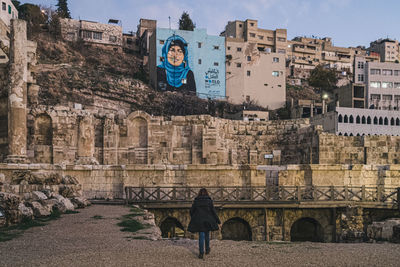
[169,39,186,54]
[198,188,209,197]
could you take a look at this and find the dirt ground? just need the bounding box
[1,205,399,267]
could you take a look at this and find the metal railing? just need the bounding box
[125,186,400,206]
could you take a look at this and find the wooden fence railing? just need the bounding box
[124,186,400,206]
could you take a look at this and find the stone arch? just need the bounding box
[391,118,395,126]
[384,117,388,125]
[338,114,343,123]
[160,217,185,238]
[356,115,360,124]
[221,217,252,241]
[127,111,151,164]
[290,217,324,242]
[396,118,400,126]
[373,116,378,125]
[349,115,354,123]
[33,113,53,163]
[344,115,348,123]
[362,116,366,124]
[379,117,383,125]
[367,116,371,124]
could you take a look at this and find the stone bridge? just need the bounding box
[125,186,400,242]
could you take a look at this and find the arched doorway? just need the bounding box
[290,217,324,242]
[160,217,185,238]
[221,217,252,241]
[128,117,148,164]
[33,114,53,163]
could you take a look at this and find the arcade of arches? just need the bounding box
[149,207,400,242]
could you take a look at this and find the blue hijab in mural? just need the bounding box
[158,35,190,88]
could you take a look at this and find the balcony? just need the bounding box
[293,46,317,54]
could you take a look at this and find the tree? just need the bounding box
[178,12,195,31]
[308,65,338,92]
[11,0,20,10]
[56,0,71,19]
[18,3,47,38]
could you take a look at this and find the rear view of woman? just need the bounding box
[188,188,221,259]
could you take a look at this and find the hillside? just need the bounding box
[34,34,262,117]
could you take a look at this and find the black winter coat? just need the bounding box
[188,195,221,233]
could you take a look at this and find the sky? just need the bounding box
[19,0,400,48]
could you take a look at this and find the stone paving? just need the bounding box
[1,205,400,267]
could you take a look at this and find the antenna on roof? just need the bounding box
[169,16,171,30]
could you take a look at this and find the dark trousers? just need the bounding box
[198,231,210,254]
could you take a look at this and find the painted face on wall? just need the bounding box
[167,45,184,67]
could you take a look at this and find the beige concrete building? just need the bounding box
[0,0,17,28]
[222,19,287,54]
[60,18,123,48]
[225,37,286,109]
[369,38,400,63]
[136,19,156,56]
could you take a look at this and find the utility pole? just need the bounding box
[168,16,171,30]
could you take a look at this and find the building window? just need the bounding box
[239,24,242,28]
[357,62,364,69]
[109,36,117,42]
[382,69,393,76]
[357,74,364,82]
[370,81,381,88]
[237,47,242,52]
[382,82,393,88]
[198,42,202,48]
[267,37,274,41]
[247,56,251,61]
[236,63,241,68]
[249,33,256,38]
[93,32,103,40]
[394,70,399,76]
[277,37,286,42]
[159,40,165,44]
[126,38,133,45]
[394,82,400,88]
[247,71,251,76]
[227,46,231,50]
[273,57,279,63]
[371,94,381,100]
[82,30,92,39]
[213,45,219,50]
[278,49,286,54]
[250,22,255,26]
[258,35,263,40]
[370,69,381,75]
[2,2,5,11]
[382,95,393,101]
[272,71,279,77]
[214,62,219,66]
[198,59,202,64]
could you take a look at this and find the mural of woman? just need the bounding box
[157,35,196,92]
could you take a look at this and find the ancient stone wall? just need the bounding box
[318,133,400,165]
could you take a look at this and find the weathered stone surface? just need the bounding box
[367,218,400,242]
[31,201,51,217]
[0,173,5,184]
[32,191,48,201]
[71,197,91,208]
[53,195,74,211]
[62,175,79,185]
[18,203,33,219]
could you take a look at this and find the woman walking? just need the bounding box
[188,188,221,259]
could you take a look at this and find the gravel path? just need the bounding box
[1,205,399,267]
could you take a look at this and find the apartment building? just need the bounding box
[60,18,123,48]
[369,38,399,63]
[225,37,285,109]
[0,0,17,29]
[222,19,287,54]
[137,19,156,56]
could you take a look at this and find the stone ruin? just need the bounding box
[0,170,90,227]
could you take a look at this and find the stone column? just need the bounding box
[103,116,119,165]
[76,115,98,165]
[6,20,28,163]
